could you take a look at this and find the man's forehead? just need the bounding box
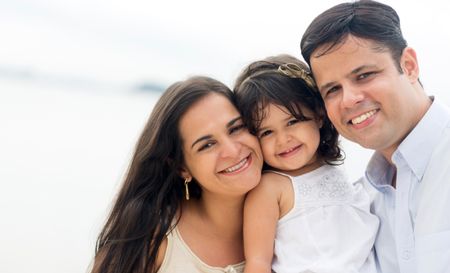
[312,36,388,60]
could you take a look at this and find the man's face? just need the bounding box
[310,36,422,158]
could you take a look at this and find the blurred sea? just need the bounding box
[0,78,159,273]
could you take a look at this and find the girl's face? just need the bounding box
[257,103,322,176]
[179,93,263,199]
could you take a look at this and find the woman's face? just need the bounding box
[179,93,263,198]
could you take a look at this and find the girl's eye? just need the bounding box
[198,141,215,152]
[259,130,272,138]
[287,119,300,126]
[229,124,246,134]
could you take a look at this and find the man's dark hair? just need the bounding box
[301,0,407,72]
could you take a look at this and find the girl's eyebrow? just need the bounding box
[257,126,267,133]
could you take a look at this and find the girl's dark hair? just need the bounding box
[91,76,235,273]
[234,54,343,165]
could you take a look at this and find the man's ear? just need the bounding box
[400,47,420,83]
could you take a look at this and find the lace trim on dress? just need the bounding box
[295,167,352,207]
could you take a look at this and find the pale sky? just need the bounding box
[1,0,449,93]
[1,1,449,273]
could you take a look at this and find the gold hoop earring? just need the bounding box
[184,177,191,200]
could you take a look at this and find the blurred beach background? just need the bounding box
[1,1,449,273]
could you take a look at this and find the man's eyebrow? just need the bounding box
[350,64,377,75]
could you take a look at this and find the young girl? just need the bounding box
[234,54,379,273]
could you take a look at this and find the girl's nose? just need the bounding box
[276,131,292,146]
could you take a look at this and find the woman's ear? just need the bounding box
[179,166,192,181]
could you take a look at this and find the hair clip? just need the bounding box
[277,63,316,89]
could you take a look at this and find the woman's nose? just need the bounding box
[220,137,241,158]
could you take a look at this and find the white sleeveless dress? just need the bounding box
[271,165,379,273]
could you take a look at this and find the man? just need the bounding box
[300,0,450,272]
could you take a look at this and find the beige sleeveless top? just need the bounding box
[157,226,245,273]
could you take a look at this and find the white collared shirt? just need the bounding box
[365,98,450,273]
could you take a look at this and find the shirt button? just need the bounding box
[402,249,412,260]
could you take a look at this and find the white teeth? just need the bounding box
[282,147,296,154]
[351,110,376,125]
[223,158,247,173]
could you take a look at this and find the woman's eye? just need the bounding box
[229,124,246,134]
[198,142,215,152]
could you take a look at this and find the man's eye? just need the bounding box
[327,86,340,94]
[357,72,376,80]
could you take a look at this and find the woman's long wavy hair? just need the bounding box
[91,76,235,273]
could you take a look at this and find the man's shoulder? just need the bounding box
[429,126,450,165]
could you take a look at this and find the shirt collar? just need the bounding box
[366,97,450,188]
[393,97,450,181]
[366,151,395,190]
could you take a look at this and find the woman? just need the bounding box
[91,76,263,273]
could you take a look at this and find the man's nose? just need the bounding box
[341,84,364,108]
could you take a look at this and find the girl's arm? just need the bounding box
[243,173,286,273]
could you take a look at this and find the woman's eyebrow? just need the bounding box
[226,116,242,128]
[191,135,212,149]
[191,116,242,149]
